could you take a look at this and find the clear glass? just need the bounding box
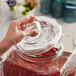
[1,34,76,76]
[0,15,76,75]
[15,16,62,56]
[15,34,76,63]
[51,0,63,18]
[63,0,76,23]
[5,16,75,76]
[40,0,52,14]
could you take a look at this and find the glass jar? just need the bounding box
[40,0,52,14]
[1,16,76,76]
[51,0,64,18]
[63,0,76,23]
[2,34,76,76]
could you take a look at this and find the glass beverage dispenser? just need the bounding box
[1,16,76,76]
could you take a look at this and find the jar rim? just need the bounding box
[15,34,76,63]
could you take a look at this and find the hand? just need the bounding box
[4,16,37,46]
[0,16,38,56]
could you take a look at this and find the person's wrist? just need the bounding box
[3,36,13,48]
[0,37,13,56]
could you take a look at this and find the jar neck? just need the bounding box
[16,49,57,64]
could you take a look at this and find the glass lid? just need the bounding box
[15,16,62,56]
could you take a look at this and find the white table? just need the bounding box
[0,0,76,57]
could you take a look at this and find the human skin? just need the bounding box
[0,16,37,56]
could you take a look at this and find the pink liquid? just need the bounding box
[3,50,71,76]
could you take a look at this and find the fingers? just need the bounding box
[10,20,21,30]
[10,16,36,31]
[21,24,31,31]
[23,29,38,37]
[18,16,36,26]
[10,20,21,26]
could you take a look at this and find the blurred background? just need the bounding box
[0,0,76,42]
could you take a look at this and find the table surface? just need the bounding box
[0,0,76,57]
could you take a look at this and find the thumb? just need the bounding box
[23,29,38,37]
